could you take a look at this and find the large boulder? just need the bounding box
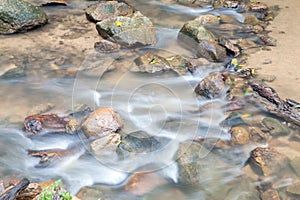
[81,108,123,139]
[0,0,48,34]
[96,11,156,47]
[194,72,227,99]
[85,1,134,22]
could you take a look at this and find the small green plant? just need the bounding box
[37,179,72,200]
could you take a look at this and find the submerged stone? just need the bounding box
[96,11,156,47]
[0,0,48,34]
[116,131,163,159]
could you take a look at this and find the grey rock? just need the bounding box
[96,11,156,47]
[0,0,47,34]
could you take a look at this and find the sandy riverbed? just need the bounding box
[248,0,300,101]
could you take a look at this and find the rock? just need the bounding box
[224,179,259,200]
[237,38,259,50]
[142,185,186,199]
[90,133,121,159]
[286,182,300,196]
[194,72,227,99]
[218,37,240,57]
[219,14,238,24]
[27,103,54,115]
[197,40,227,61]
[85,1,134,23]
[24,114,78,136]
[0,0,47,34]
[262,117,290,136]
[194,14,220,26]
[166,55,190,75]
[94,39,121,53]
[289,156,300,177]
[175,141,203,186]
[116,131,163,159]
[131,52,172,73]
[28,0,68,7]
[16,182,42,200]
[249,1,268,13]
[177,0,211,7]
[244,15,260,25]
[247,147,287,176]
[248,126,270,144]
[0,63,26,79]
[178,20,215,47]
[258,35,277,46]
[76,186,111,200]
[260,189,280,200]
[213,0,240,9]
[124,172,168,196]
[81,108,123,139]
[96,11,156,48]
[229,126,250,145]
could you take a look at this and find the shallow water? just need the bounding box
[0,0,299,199]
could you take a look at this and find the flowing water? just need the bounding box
[0,0,299,199]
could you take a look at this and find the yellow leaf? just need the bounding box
[115,21,124,27]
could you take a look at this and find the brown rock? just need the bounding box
[229,126,250,145]
[94,39,120,53]
[194,72,227,99]
[260,189,280,200]
[90,133,121,158]
[197,40,227,61]
[194,14,220,26]
[124,172,168,196]
[248,147,287,176]
[81,108,123,138]
[286,182,300,196]
[132,52,171,73]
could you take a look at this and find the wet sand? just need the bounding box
[248,0,300,101]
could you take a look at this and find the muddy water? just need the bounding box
[0,0,299,199]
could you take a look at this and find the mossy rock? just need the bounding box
[0,0,48,34]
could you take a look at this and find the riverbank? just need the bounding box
[248,0,300,102]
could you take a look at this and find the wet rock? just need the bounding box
[247,147,287,176]
[248,126,270,144]
[197,40,227,61]
[260,189,280,200]
[0,63,26,79]
[224,179,260,200]
[178,20,215,47]
[289,156,300,177]
[213,0,241,9]
[96,11,156,48]
[27,103,54,115]
[131,52,171,73]
[24,114,78,136]
[219,14,238,24]
[76,186,111,200]
[249,1,268,13]
[85,1,134,23]
[262,117,290,136]
[142,185,186,200]
[81,108,123,139]
[175,141,202,186]
[218,37,240,57]
[166,55,191,75]
[0,0,48,34]
[194,14,220,26]
[16,182,42,200]
[90,133,121,158]
[177,0,211,7]
[229,126,250,145]
[244,14,260,25]
[237,38,259,50]
[94,39,121,53]
[286,182,300,196]
[116,131,162,159]
[124,172,168,196]
[27,146,82,168]
[194,72,227,99]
